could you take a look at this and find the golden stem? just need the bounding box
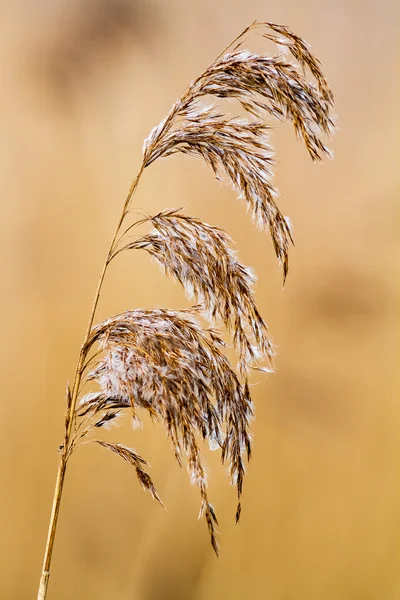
[37,162,145,600]
[37,21,258,599]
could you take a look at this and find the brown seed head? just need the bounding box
[125,209,275,375]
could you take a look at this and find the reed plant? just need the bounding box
[38,21,334,599]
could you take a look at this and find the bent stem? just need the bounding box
[36,24,246,592]
[37,162,145,600]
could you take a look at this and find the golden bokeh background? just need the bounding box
[1,1,399,598]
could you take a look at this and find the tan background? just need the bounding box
[1,1,399,598]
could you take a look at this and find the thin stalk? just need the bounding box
[37,162,145,600]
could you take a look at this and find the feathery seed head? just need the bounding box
[71,21,334,554]
[125,209,274,375]
[142,21,334,281]
[79,308,254,549]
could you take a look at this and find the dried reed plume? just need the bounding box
[117,209,275,375]
[38,20,334,599]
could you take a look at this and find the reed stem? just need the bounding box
[37,162,145,600]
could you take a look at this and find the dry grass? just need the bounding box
[38,20,334,599]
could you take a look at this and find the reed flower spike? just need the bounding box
[38,20,334,599]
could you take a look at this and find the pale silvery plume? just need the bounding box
[78,20,334,550]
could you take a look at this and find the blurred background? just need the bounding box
[1,0,399,598]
